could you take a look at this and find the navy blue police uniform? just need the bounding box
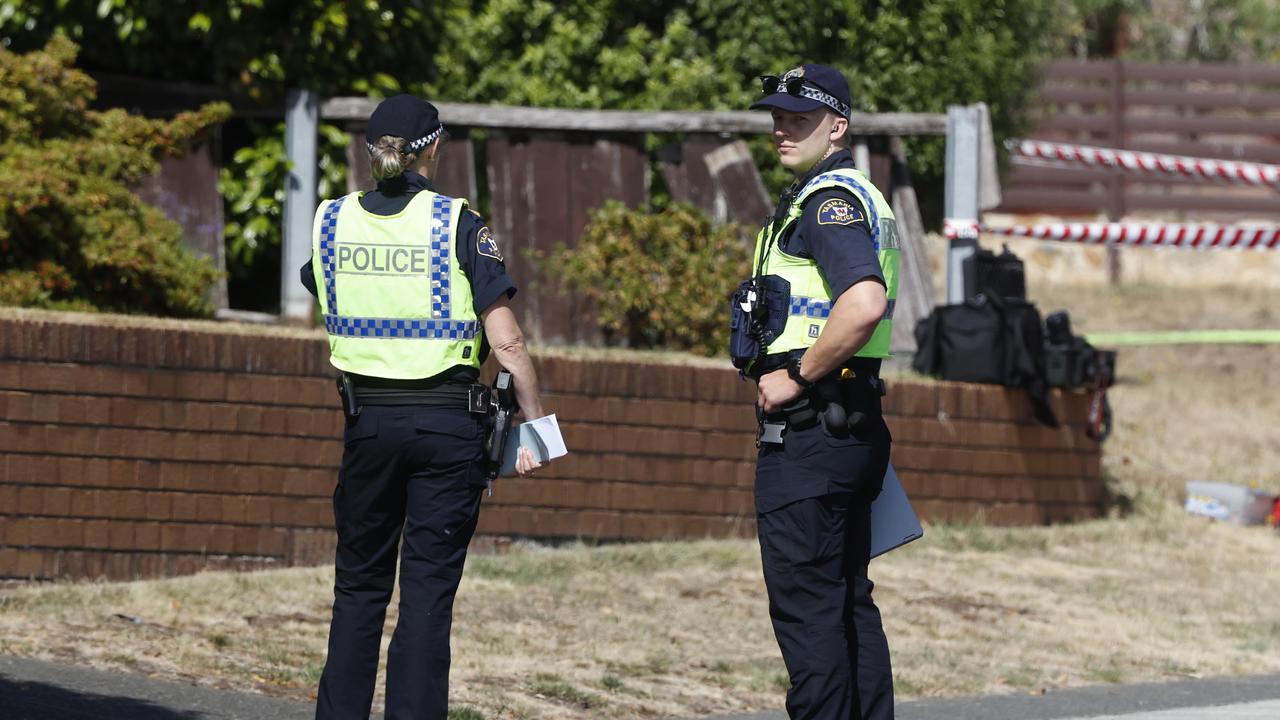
[747,66,895,720]
[301,97,515,720]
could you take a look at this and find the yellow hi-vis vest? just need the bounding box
[752,167,900,359]
[311,190,482,379]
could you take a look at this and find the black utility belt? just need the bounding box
[354,386,478,408]
[337,373,489,417]
[758,380,886,447]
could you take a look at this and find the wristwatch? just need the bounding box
[787,354,814,388]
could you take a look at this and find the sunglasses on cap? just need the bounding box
[758,75,851,117]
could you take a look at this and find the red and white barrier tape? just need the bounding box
[1014,139,1280,189]
[943,218,1280,250]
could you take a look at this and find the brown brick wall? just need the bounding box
[0,311,1104,581]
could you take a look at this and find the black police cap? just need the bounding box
[751,64,852,119]
[364,94,446,154]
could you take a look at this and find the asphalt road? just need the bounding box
[3,653,1279,720]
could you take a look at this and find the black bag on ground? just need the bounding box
[962,243,1026,301]
[913,292,1057,427]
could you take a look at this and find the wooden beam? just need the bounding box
[320,98,947,136]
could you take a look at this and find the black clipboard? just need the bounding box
[870,462,924,558]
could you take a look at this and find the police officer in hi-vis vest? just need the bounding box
[300,95,544,720]
[730,64,899,720]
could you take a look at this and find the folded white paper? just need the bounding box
[499,413,568,475]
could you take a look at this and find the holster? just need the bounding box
[483,371,518,481]
[336,373,360,419]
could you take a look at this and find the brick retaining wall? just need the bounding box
[0,310,1104,581]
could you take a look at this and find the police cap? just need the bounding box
[364,94,447,154]
[751,64,852,119]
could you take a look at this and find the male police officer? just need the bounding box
[300,95,544,719]
[732,65,899,720]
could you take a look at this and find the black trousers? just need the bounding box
[315,405,487,720]
[756,419,894,720]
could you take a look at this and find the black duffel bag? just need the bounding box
[912,292,1057,427]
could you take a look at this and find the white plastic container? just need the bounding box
[1184,481,1276,526]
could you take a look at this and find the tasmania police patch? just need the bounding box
[476,226,503,261]
[816,198,863,226]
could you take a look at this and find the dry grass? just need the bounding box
[3,512,1279,719]
[3,277,1278,718]
[1026,282,1280,498]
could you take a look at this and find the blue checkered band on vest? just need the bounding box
[322,316,478,338]
[318,196,346,315]
[790,296,832,318]
[801,172,882,250]
[321,195,478,339]
[430,195,451,318]
[790,297,894,320]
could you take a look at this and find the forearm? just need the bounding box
[797,280,887,381]
[492,337,543,418]
[481,299,545,418]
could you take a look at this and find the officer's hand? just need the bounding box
[757,369,804,414]
[515,446,542,477]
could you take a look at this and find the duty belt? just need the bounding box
[337,373,489,418]
[354,385,476,407]
[757,374,886,447]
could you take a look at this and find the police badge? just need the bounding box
[476,226,503,261]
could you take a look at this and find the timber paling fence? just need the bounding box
[314,99,945,351]
[1000,58,1280,219]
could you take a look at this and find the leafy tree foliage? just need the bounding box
[0,1,440,99]
[0,35,229,315]
[431,0,1063,183]
[1062,0,1280,62]
[546,202,751,355]
[2,1,1068,313]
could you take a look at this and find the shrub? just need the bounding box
[545,202,751,356]
[0,34,230,316]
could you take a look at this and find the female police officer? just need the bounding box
[300,94,544,720]
[732,65,899,720]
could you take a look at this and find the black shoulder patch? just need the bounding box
[476,226,503,261]
[816,197,864,226]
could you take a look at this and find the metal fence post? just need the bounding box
[281,88,319,323]
[944,104,981,304]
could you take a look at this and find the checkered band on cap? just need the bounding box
[798,85,850,118]
[365,125,446,156]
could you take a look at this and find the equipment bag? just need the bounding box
[962,243,1026,301]
[913,291,1057,427]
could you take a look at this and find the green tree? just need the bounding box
[0,1,441,99]
[2,1,1070,312]
[0,35,229,315]
[431,0,1062,195]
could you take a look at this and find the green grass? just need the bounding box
[527,674,603,708]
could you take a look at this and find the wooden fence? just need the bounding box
[322,100,944,352]
[1000,58,1280,219]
